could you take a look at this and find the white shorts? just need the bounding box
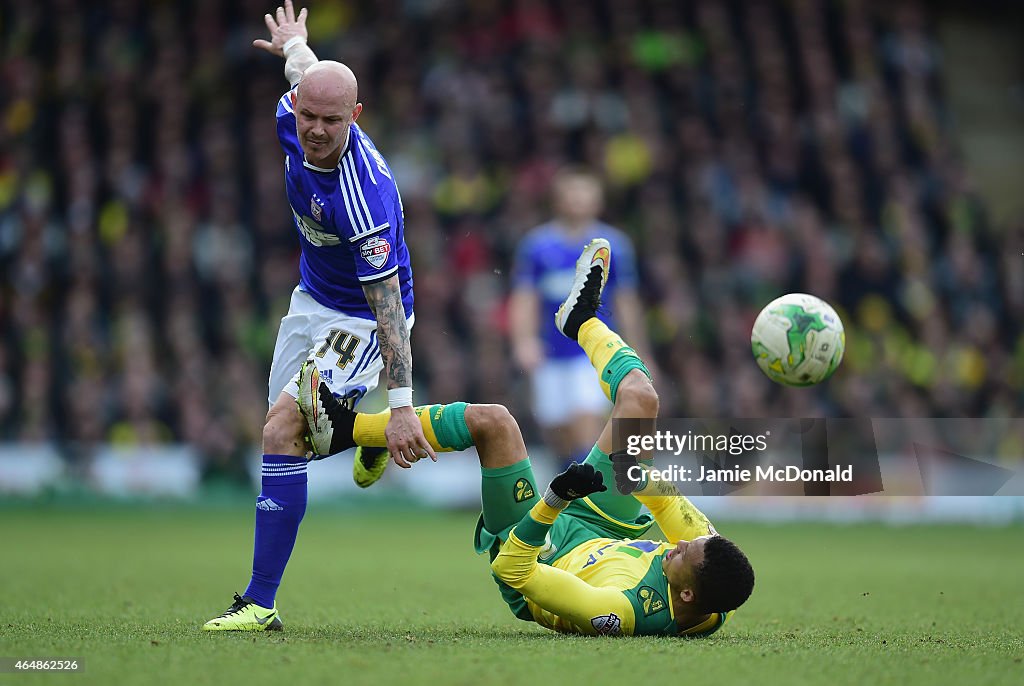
[268,286,414,406]
[530,355,611,428]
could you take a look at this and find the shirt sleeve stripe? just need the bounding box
[279,92,294,113]
[338,157,368,234]
[344,154,377,233]
[357,264,399,282]
[357,143,377,185]
[347,222,390,242]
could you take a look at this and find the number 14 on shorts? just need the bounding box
[316,328,362,370]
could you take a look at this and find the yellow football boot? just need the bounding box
[353,446,389,488]
[202,593,282,632]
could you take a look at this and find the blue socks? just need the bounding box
[243,454,308,608]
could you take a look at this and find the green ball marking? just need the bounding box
[771,304,828,369]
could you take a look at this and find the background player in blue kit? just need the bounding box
[510,168,653,466]
[203,1,435,631]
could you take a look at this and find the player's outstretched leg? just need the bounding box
[297,358,476,460]
[556,238,656,513]
[294,358,537,553]
[555,237,650,406]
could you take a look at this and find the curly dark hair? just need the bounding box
[692,536,755,614]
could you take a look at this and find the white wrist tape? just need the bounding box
[283,35,307,56]
[542,487,570,510]
[388,387,413,409]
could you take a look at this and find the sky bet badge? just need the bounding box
[360,236,391,269]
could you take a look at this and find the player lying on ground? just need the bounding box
[284,239,754,636]
[483,239,757,638]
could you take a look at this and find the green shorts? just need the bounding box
[473,450,655,621]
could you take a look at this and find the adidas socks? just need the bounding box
[243,454,308,608]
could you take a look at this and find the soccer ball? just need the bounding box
[751,293,845,387]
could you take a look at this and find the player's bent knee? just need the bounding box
[465,403,516,440]
[263,400,307,456]
[617,371,659,418]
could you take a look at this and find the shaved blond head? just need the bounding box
[297,60,358,112]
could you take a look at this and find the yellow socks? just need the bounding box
[352,402,473,452]
[577,318,650,402]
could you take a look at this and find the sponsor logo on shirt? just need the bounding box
[292,208,341,247]
[360,236,391,269]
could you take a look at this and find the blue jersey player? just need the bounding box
[204,1,435,632]
[510,168,652,467]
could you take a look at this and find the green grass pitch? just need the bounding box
[2,504,1022,685]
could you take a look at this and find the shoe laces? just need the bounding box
[221,593,252,617]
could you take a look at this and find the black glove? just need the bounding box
[549,462,607,501]
[609,450,642,495]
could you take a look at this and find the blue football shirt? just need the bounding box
[277,88,413,320]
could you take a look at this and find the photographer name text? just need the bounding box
[630,464,854,483]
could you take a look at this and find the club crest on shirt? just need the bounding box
[360,236,391,269]
[638,586,666,616]
[591,613,622,636]
[311,194,324,222]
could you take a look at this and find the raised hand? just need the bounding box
[549,462,607,501]
[253,0,308,57]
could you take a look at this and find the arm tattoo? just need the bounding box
[363,276,412,389]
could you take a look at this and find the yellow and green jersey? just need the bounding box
[491,482,730,637]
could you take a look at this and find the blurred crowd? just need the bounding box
[1,0,1022,475]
